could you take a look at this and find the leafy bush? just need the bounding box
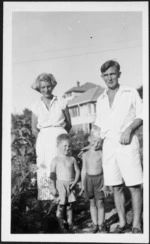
[69,129,90,157]
[11,109,41,233]
[11,109,36,201]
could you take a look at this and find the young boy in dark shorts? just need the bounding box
[80,132,111,233]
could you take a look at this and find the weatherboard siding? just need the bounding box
[69,103,96,132]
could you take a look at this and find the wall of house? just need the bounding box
[80,103,96,116]
[69,102,97,132]
[71,123,91,133]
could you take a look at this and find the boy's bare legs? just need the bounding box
[66,203,73,225]
[66,203,77,233]
[96,199,105,226]
[56,204,67,221]
[57,204,67,232]
[96,199,108,232]
[56,204,60,218]
[113,185,126,227]
[129,185,142,230]
[90,198,98,225]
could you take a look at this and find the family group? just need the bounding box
[30,60,143,234]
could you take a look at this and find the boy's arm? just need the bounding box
[108,186,113,194]
[69,158,80,190]
[101,152,113,197]
[77,144,90,159]
[50,158,58,196]
[102,185,113,197]
[79,153,87,195]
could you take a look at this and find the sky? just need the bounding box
[11,6,143,114]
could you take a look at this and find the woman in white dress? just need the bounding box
[30,73,72,200]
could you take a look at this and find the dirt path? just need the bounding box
[11,182,133,234]
[73,186,133,234]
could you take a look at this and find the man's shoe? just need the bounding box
[132,227,142,233]
[98,223,109,233]
[91,224,98,233]
[112,223,131,233]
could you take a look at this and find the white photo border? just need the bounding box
[2,1,149,243]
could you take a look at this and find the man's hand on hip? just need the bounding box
[119,127,132,145]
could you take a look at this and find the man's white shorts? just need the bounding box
[103,134,143,186]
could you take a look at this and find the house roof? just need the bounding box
[68,86,104,107]
[64,82,98,94]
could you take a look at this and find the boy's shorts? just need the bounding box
[56,180,76,205]
[84,173,104,200]
[103,134,143,186]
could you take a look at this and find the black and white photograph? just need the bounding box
[2,2,149,243]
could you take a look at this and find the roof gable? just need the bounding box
[80,82,98,91]
[64,82,98,94]
[65,86,85,93]
[68,86,104,107]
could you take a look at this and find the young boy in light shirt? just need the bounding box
[50,133,80,233]
[80,131,112,233]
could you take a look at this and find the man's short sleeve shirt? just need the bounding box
[94,85,143,138]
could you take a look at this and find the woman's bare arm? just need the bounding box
[50,158,58,196]
[62,106,72,133]
[31,112,39,138]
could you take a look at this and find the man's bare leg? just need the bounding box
[129,185,142,230]
[113,185,126,227]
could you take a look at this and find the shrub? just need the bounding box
[69,129,90,158]
[11,109,36,201]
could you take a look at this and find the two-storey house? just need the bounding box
[64,82,104,133]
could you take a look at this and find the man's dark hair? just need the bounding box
[57,133,70,146]
[101,60,120,73]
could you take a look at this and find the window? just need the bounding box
[94,103,96,113]
[69,106,79,117]
[88,104,91,114]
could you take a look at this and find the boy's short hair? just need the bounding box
[101,60,120,73]
[90,128,101,138]
[57,133,70,146]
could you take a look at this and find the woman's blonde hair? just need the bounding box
[31,73,57,92]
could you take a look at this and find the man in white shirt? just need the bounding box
[94,60,143,233]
